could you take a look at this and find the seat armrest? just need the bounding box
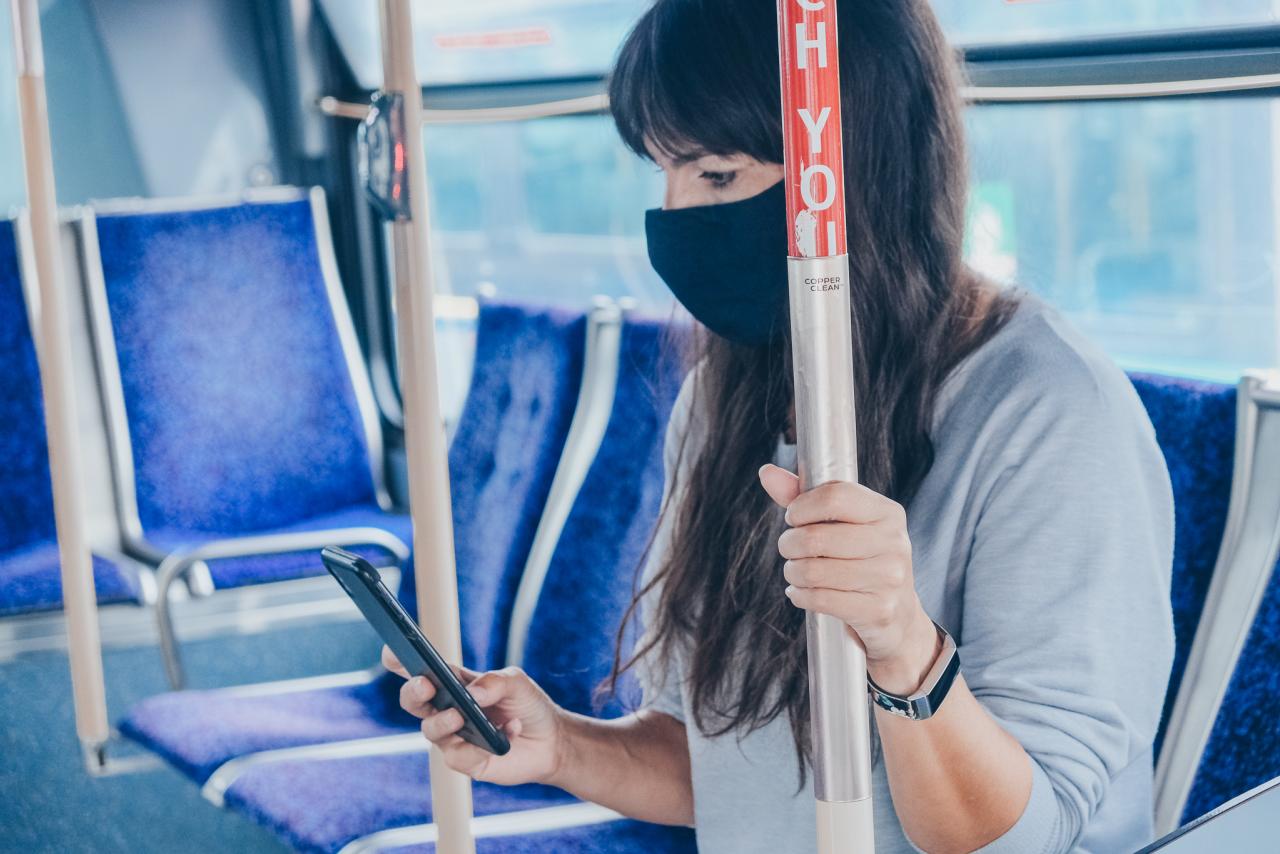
[154,527,411,688]
[155,526,410,594]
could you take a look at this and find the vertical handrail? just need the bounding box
[376,2,476,852]
[776,1,875,850]
[10,0,111,769]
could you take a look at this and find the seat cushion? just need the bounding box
[224,752,577,854]
[119,674,412,784]
[0,542,140,617]
[1129,373,1235,755]
[146,503,412,590]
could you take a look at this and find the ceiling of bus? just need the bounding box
[318,0,1279,91]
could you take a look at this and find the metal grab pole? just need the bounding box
[776,0,876,850]
[10,0,111,769]
[376,2,476,852]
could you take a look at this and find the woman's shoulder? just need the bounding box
[940,290,1152,437]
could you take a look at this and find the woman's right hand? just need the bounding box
[382,646,567,787]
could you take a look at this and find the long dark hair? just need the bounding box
[608,0,1020,774]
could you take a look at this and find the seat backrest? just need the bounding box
[398,301,587,671]
[1129,373,1237,757]
[84,190,381,541]
[0,218,57,556]
[520,314,684,717]
[1181,557,1280,822]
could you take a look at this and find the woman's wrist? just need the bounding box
[541,706,580,788]
[865,607,943,697]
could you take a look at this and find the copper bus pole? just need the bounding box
[776,0,875,849]
[10,0,112,771]
[375,1,476,851]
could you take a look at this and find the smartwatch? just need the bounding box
[867,621,960,721]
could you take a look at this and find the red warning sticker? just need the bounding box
[434,27,553,51]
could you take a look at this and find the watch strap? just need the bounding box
[867,621,960,721]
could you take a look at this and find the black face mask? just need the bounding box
[645,181,788,347]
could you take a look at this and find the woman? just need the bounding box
[386,1,1175,851]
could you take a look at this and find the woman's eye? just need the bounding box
[700,170,737,189]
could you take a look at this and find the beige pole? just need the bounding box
[10,0,111,768]
[377,1,475,851]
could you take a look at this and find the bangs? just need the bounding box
[608,0,783,164]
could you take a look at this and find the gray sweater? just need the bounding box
[636,295,1175,853]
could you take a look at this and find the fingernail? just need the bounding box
[412,677,429,699]
[784,585,796,597]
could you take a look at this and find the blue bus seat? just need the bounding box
[118,301,586,782]
[1172,374,1280,824]
[218,315,694,854]
[1180,554,1280,822]
[0,217,141,617]
[518,314,682,720]
[1128,373,1236,757]
[82,190,406,592]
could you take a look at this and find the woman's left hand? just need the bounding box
[760,464,942,697]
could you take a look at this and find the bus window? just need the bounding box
[966,97,1278,381]
[934,0,1279,46]
[423,115,668,310]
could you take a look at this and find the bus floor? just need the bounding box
[1,618,383,853]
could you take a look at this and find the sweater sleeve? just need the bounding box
[950,355,1175,854]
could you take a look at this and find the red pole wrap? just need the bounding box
[779,0,847,260]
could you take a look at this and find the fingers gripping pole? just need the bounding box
[10,0,111,766]
[777,1,876,851]
[376,2,476,852]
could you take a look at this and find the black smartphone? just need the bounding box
[321,546,511,756]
